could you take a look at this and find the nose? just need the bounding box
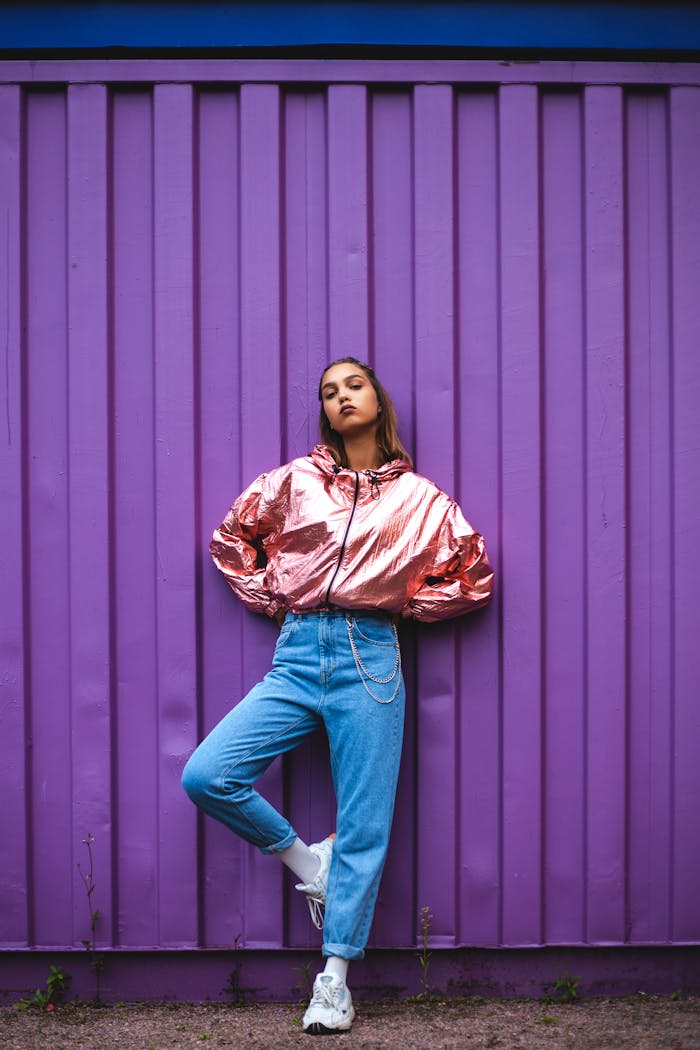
[339,391,349,403]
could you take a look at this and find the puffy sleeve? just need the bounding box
[209,470,284,619]
[403,494,494,623]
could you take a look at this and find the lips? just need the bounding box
[340,405,356,415]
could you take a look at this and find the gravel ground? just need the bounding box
[1,995,699,1050]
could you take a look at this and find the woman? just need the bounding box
[182,358,493,1034]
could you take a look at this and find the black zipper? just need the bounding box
[325,471,360,606]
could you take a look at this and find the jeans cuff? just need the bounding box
[322,941,365,961]
[260,828,298,855]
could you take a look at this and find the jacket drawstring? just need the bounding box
[365,470,381,500]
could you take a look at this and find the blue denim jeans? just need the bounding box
[181,609,406,960]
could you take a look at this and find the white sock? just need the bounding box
[278,837,320,885]
[323,956,350,984]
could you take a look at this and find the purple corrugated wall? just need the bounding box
[1,61,699,971]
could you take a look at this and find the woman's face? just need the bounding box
[320,363,380,439]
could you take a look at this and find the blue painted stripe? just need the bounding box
[1,2,699,52]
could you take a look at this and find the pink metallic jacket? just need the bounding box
[210,444,493,622]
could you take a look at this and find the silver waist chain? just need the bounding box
[345,617,402,704]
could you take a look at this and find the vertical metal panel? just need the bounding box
[669,86,700,943]
[197,86,245,951]
[327,85,369,362]
[455,88,502,949]
[66,83,113,949]
[238,84,284,950]
[370,88,416,949]
[413,83,458,948]
[626,91,673,944]
[1,65,699,959]
[541,89,587,945]
[583,86,628,944]
[112,87,158,948]
[499,84,544,948]
[152,83,199,947]
[0,84,27,948]
[25,89,73,948]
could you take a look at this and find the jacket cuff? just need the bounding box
[265,596,284,619]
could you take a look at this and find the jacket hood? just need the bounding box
[309,443,412,483]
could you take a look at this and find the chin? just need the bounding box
[338,418,370,432]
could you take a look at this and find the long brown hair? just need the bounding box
[318,357,413,469]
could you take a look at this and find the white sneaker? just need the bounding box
[302,973,355,1034]
[295,834,335,929]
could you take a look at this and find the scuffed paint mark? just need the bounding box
[598,388,608,440]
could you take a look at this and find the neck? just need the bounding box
[342,431,383,471]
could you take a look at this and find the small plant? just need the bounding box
[544,971,582,1004]
[291,960,314,1003]
[224,964,246,1006]
[77,832,106,1000]
[671,988,685,1001]
[223,958,263,1005]
[414,905,434,999]
[16,964,71,1012]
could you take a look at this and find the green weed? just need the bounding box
[16,964,71,1012]
[291,960,314,1003]
[77,832,106,1001]
[543,971,582,1005]
[414,905,435,1000]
